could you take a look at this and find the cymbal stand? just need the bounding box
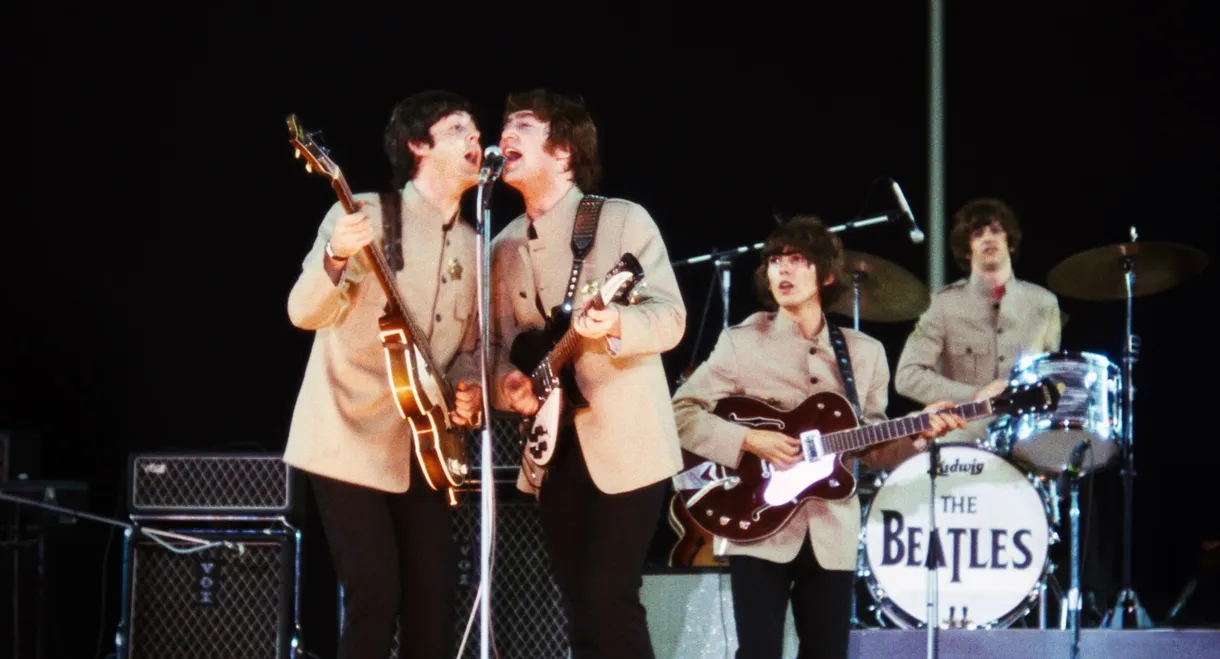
[1101,226,1154,629]
[849,270,863,627]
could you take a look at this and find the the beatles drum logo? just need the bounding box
[864,446,1050,628]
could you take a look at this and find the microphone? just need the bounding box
[889,178,925,244]
[479,145,506,185]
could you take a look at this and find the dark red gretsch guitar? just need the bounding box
[673,379,1059,543]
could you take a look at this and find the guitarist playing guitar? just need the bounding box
[489,90,688,659]
[282,91,484,659]
[670,216,967,659]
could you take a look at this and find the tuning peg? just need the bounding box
[294,148,301,159]
[305,163,313,173]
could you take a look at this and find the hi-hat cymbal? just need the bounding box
[1046,241,1209,301]
[827,250,930,322]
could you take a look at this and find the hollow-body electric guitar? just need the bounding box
[287,114,470,493]
[673,379,1059,543]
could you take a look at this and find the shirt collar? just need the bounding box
[401,181,458,230]
[772,310,832,344]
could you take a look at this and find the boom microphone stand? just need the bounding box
[669,212,892,335]
[925,436,944,656]
[1101,226,1153,629]
[470,146,505,659]
[1066,440,1091,659]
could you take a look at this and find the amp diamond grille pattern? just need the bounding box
[131,454,289,512]
[128,539,288,658]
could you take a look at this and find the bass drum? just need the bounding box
[861,444,1054,629]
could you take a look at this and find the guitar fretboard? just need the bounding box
[533,328,582,385]
[821,400,992,454]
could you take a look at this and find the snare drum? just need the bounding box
[861,444,1053,629]
[1002,351,1121,474]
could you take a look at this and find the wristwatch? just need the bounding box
[325,241,347,261]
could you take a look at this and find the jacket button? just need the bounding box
[810,377,819,384]
[809,347,817,355]
[965,347,973,354]
[997,327,1003,334]
[436,314,443,322]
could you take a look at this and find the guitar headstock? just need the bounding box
[287,114,342,182]
[991,377,1061,417]
[590,253,646,310]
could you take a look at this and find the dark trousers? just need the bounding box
[729,536,854,659]
[309,458,456,659]
[538,426,667,659]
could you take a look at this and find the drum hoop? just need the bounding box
[1015,350,1120,372]
[858,443,1056,629]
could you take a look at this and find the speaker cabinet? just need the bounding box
[116,527,298,659]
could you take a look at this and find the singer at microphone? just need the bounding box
[283,90,488,659]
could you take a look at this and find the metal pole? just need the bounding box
[928,0,946,291]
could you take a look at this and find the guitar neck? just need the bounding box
[821,399,993,455]
[535,328,582,380]
[529,295,610,385]
[331,177,452,401]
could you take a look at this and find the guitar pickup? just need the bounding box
[798,430,825,461]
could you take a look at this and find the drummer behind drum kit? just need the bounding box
[822,230,1209,634]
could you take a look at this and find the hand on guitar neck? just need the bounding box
[323,201,376,283]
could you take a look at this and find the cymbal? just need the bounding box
[1046,241,1209,301]
[827,250,930,322]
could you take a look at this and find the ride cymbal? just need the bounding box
[1046,241,1208,301]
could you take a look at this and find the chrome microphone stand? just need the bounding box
[472,148,504,659]
[925,436,942,659]
[1066,441,1091,659]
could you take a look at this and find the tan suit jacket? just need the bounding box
[671,311,919,571]
[490,186,687,495]
[283,182,480,492]
[894,273,1061,444]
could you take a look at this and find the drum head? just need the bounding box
[863,444,1050,629]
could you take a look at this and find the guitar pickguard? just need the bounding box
[412,345,450,418]
[763,455,839,505]
[526,389,564,466]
